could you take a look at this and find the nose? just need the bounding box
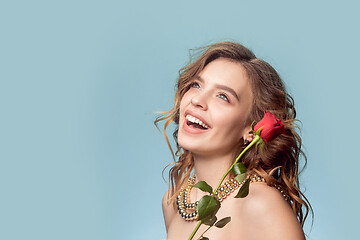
[191,91,208,110]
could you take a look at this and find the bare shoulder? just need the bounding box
[234,182,305,240]
[162,190,174,232]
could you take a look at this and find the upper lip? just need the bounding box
[184,110,211,128]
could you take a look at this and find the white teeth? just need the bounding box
[185,114,209,129]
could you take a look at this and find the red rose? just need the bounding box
[254,112,286,142]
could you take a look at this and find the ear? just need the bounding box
[242,127,254,144]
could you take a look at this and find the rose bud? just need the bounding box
[254,112,286,142]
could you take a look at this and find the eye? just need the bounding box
[190,81,200,89]
[217,93,230,102]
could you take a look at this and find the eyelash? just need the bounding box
[190,81,200,89]
[217,93,230,102]
[190,81,230,103]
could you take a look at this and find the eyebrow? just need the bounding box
[196,76,240,101]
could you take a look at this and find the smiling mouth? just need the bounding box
[185,114,209,130]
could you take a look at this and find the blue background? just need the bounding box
[1,0,359,239]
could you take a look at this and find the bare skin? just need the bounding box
[163,144,305,239]
[163,182,305,240]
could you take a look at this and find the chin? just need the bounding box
[178,133,201,153]
[178,137,212,156]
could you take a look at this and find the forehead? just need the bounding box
[199,58,252,97]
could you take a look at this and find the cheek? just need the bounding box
[216,113,247,138]
[179,95,190,122]
[179,91,194,112]
[179,91,191,107]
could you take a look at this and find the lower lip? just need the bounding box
[182,121,208,134]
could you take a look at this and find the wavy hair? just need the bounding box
[155,41,312,226]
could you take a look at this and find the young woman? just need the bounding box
[156,41,312,240]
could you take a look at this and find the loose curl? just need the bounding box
[155,41,312,226]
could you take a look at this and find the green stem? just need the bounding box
[188,220,202,240]
[213,135,261,194]
[197,225,212,240]
[188,135,261,240]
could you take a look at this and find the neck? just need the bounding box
[193,152,234,191]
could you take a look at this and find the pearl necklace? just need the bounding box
[176,176,199,221]
[176,175,255,221]
[176,174,289,221]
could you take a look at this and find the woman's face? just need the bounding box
[178,58,253,157]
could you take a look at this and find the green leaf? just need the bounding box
[255,126,263,136]
[200,237,209,240]
[260,141,264,152]
[255,139,264,152]
[193,181,213,194]
[202,215,217,226]
[250,120,256,129]
[232,162,247,175]
[215,216,231,228]
[197,195,220,220]
[234,173,246,183]
[234,178,250,198]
